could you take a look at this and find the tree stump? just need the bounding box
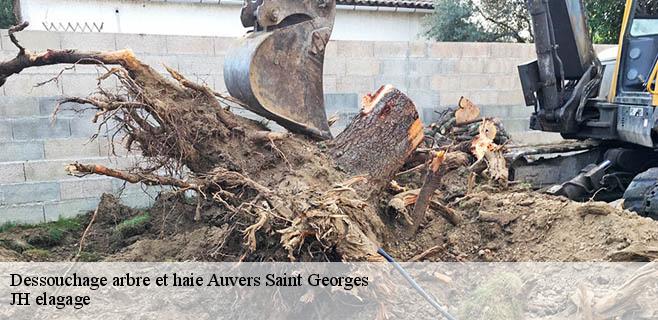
[329,85,424,191]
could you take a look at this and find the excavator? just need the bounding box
[513,0,658,219]
[223,0,658,219]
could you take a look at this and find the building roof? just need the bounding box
[337,0,435,10]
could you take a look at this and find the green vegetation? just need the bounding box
[424,0,531,43]
[25,216,84,248]
[22,248,51,260]
[115,213,151,238]
[77,251,102,262]
[0,1,16,29]
[0,221,19,233]
[425,0,630,44]
[458,273,524,320]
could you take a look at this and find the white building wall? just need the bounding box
[19,0,430,41]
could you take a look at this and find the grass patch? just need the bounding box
[0,238,32,252]
[0,221,40,233]
[458,273,524,320]
[77,251,102,262]
[115,213,151,239]
[0,222,18,233]
[22,248,52,260]
[26,216,85,248]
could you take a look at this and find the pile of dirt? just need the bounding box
[387,186,658,262]
[2,182,657,262]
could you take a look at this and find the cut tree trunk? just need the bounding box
[329,85,424,191]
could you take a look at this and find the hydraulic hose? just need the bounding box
[377,248,458,320]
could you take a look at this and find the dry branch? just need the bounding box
[410,151,469,232]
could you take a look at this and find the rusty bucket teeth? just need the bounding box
[223,0,336,141]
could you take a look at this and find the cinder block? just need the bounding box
[0,162,25,184]
[439,91,465,107]
[139,54,180,74]
[407,76,432,91]
[408,42,428,58]
[69,117,103,138]
[119,193,155,209]
[459,75,492,90]
[336,76,376,93]
[0,182,60,205]
[324,58,347,76]
[374,42,408,58]
[431,75,461,91]
[0,141,44,161]
[337,41,374,58]
[375,75,407,92]
[12,117,70,140]
[466,90,499,105]
[345,60,380,76]
[429,42,462,58]
[324,41,338,58]
[38,96,61,116]
[436,58,458,74]
[0,120,11,141]
[41,99,98,119]
[116,33,167,54]
[3,74,65,97]
[0,203,45,224]
[323,74,337,93]
[496,90,526,105]
[488,43,532,59]
[24,159,73,182]
[484,58,517,74]
[0,96,40,117]
[490,75,521,91]
[60,74,105,97]
[455,59,486,74]
[213,37,238,56]
[406,90,439,111]
[379,59,408,76]
[213,76,228,92]
[113,180,167,196]
[409,59,441,76]
[166,35,214,55]
[461,43,491,58]
[60,178,113,200]
[61,32,117,51]
[1,30,62,52]
[44,198,100,221]
[178,55,224,75]
[99,137,131,157]
[421,107,442,124]
[500,118,532,133]
[44,138,101,159]
[324,93,359,115]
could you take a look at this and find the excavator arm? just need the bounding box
[224,0,336,140]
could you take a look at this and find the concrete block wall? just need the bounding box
[0,30,615,223]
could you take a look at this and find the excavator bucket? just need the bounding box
[224,0,336,140]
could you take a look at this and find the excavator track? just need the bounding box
[505,139,606,188]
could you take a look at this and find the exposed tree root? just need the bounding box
[0,24,512,263]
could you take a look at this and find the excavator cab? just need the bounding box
[223,0,335,140]
[515,0,658,218]
[519,0,658,146]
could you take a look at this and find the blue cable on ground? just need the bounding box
[377,248,458,320]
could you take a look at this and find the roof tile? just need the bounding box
[337,0,435,9]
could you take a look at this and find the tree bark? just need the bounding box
[329,85,424,191]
